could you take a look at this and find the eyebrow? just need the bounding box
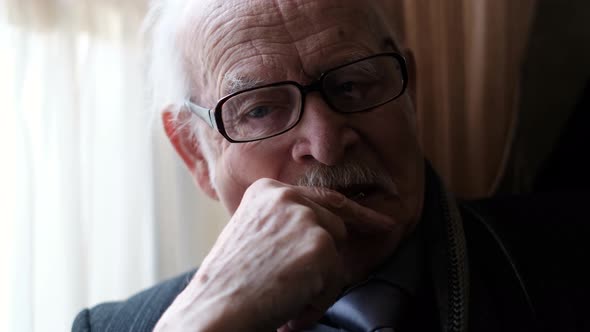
[220,48,390,96]
[223,74,265,96]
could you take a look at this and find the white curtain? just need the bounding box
[0,1,227,331]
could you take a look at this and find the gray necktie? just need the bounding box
[322,277,410,332]
[305,233,420,332]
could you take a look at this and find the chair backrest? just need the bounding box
[494,0,590,194]
[533,81,590,192]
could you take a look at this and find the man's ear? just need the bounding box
[162,109,219,200]
[404,48,418,107]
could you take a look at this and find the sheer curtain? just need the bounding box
[0,1,226,331]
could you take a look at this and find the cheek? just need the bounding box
[369,103,420,165]
[214,156,249,213]
[214,142,291,213]
[366,103,423,213]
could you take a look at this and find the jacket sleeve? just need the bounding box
[72,308,91,332]
[71,270,196,332]
[72,303,127,331]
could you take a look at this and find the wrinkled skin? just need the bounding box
[158,0,425,331]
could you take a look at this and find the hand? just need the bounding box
[154,178,397,332]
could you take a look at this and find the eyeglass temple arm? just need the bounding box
[184,101,218,130]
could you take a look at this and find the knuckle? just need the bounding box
[244,178,284,201]
[314,187,337,201]
[302,187,346,209]
[248,177,276,192]
[330,220,347,242]
[305,228,336,256]
[298,206,317,221]
[272,186,298,203]
[308,272,326,296]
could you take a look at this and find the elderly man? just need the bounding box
[73,0,589,331]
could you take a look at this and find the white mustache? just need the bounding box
[295,162,398,195]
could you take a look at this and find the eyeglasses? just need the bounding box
[185,52,408,143]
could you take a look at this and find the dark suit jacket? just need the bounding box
[72,272,195,332]
[72,192,590,331]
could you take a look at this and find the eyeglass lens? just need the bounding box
[222,84,302,140]
[220,54,404,141]
[322,56,403,112]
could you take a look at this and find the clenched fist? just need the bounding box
[154,178,398,332]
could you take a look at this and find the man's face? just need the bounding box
[182,0,424,273]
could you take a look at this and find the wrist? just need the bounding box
[155,276,260,332]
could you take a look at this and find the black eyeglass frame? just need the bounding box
[185,52,408,143]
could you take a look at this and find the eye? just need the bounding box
[339,81,356,93]
[332,79,366,98]
[246,106,273,119]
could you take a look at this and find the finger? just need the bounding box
[294,186,397,233]
[286,255,345,330]
[286,305,324,331]
[277,325,292,332]
[300,197,348,246]
[286,284,344,330]
[331,197,397,233]
[243,179,348,244]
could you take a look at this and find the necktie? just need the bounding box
[322,277,410,332]
[305,232,420,332]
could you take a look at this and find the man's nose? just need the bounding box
[290,95,360,166]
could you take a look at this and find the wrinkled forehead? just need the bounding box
[178,0,396,102]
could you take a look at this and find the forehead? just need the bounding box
[180,0,394,99]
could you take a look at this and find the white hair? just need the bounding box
[142,0,219,189]
[142,0,190,122]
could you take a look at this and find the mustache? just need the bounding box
[295,162,397,194]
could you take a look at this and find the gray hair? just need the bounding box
[296,162,397,194]
[143,0,190,123]
[143,0,220,188]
